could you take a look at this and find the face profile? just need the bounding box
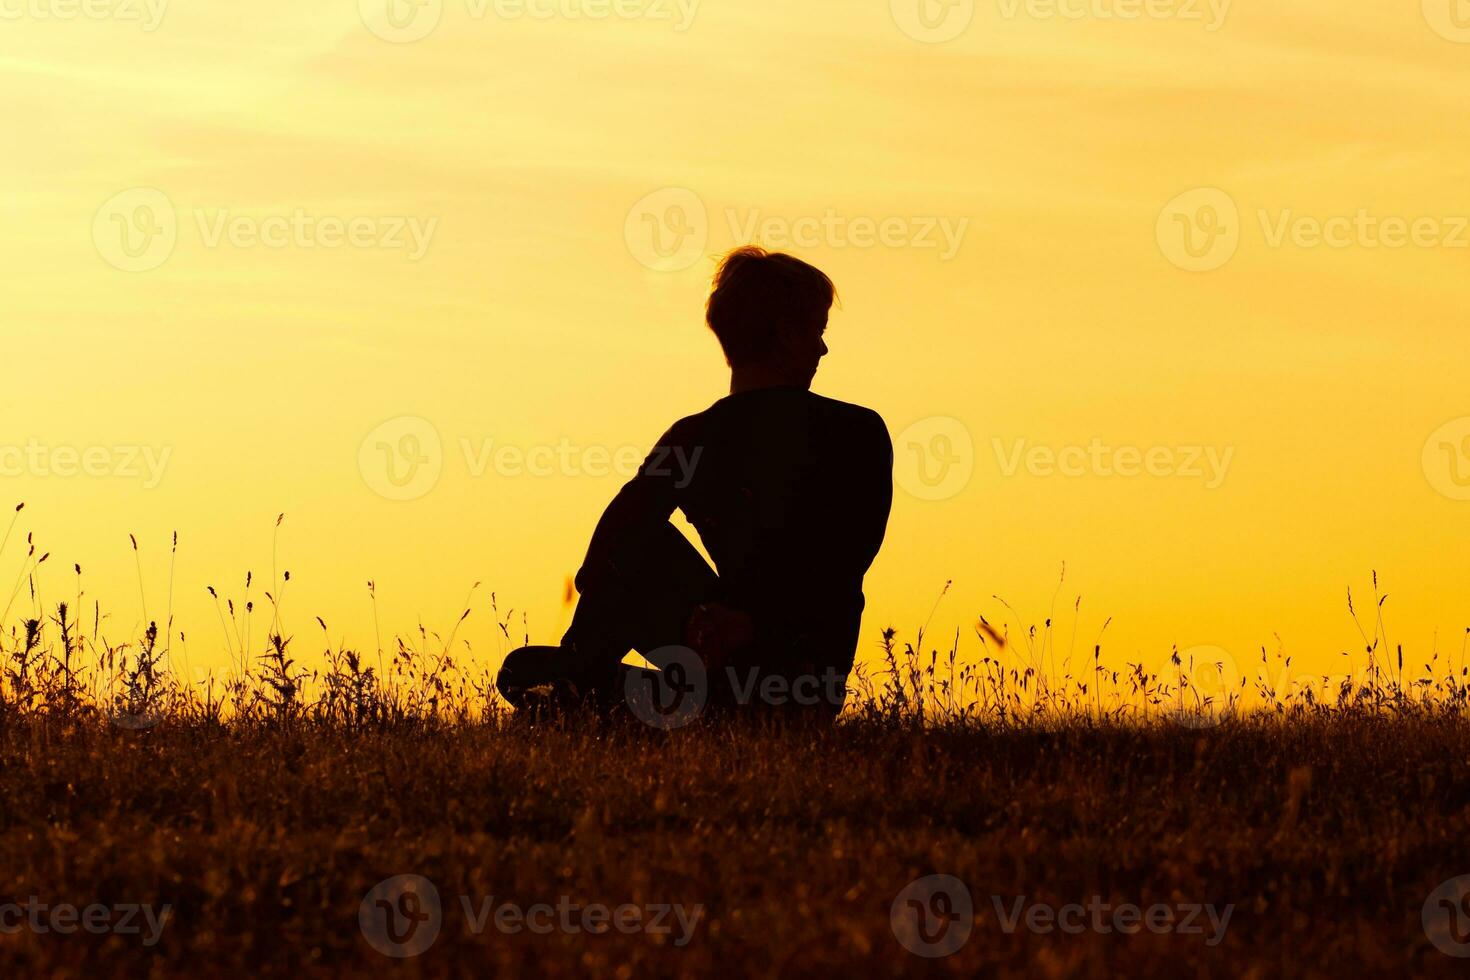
[776,315,830,389]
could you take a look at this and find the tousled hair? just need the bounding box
[705,247,836,368]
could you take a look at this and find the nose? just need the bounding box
[819,337,829,357]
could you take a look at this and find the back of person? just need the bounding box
[669,387,892,680]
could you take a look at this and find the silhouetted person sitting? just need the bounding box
[497,247,892,721]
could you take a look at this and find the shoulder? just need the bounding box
[656,404,716,446]
[808,394,891,446]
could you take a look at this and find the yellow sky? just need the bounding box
[3,1,1469,694]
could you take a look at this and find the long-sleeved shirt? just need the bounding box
[577,386,893,675]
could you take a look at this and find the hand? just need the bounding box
[684,602,755,669]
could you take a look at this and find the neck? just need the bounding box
[730,365,806,395]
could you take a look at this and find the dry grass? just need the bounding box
[2,517,1469,976]
[2,709,1468,977]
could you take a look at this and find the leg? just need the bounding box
[496,522,718,711]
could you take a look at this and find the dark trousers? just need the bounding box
[496,522,847,720]
[566,520,721,680]
[497,522,717,708]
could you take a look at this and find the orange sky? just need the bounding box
[3,1,1469,700]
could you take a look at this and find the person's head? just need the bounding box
[706,247,836,389]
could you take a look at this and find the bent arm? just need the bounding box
[573,422,690,594]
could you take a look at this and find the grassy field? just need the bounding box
[2,518,1467,975]
[3,616,1470,977]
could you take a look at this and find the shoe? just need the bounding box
[497,646,577,709]
[500,645,624,716]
